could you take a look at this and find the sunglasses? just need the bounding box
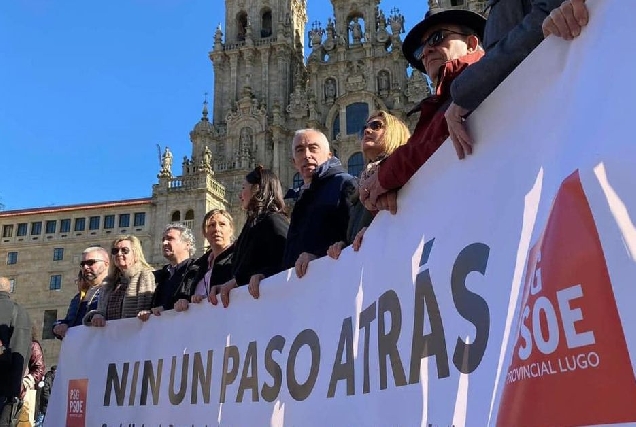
[80,259,104,268]
[359,120,385,137]
[413,29,472,61]
[111,247,131,255]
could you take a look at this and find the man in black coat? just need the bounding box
[0,276,32,427]
[283,129,357,278]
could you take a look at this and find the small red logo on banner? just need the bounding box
[496,171,636,426]
[66,378,88,427]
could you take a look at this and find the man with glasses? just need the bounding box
[359,8,485,213]
[52,246,109,339]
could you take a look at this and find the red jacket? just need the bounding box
[378,50,484,190]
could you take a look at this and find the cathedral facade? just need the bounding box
[0,0,483,366]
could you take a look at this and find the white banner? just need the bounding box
[46,1,636,425]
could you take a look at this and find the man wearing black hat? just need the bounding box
[445,0,576,160]
[359,8,486,213]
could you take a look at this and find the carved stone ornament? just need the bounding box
[286,86,309,119]
[345,60,367,92]
[405,71,432,103]
[225,86,267,124]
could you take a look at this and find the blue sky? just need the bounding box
[0,0,428,211]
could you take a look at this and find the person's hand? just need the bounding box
[359,163,389,211]
[295,252,317,278]
[151,307,164,316]
[375,190,398,214]
[191,294,205,303]
[174,299,189,312]
[137,310,152,322]
[248,274,265,299]
[91,314,106,327]
[445,102,473,160]
[542,0,588,39]
[352,227,368,252]
[53,323,69,338]
[209,280,237,308]
[327,241,345,260]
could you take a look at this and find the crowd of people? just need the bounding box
[0,0,589,425]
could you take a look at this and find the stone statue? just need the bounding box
[324,78,336,100]
[160,147,173,177]
[378,71,390,92]
[202,146,212,169]
[350,18,362,44]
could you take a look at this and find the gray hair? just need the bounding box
[292,128,330,151]
[82,246,109,260]
[164,223,196,257]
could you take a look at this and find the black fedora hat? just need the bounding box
[402,8,486,73]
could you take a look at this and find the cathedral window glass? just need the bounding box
[89,216,100,230]
[332,112,340,140]
[16,223,27,237]
[2,225,13,238]
[74,218,85,232]
[119,214,130,228]
[237,11,248,41]
[49,274,62,291]
[31,221,42,235]
[45,220,56,234]
[346,103,369,135]
[104,215,115,229]
[347,152,365,177]
[60,219,71,233]
[134,212,146,227]
[261,9,272,38]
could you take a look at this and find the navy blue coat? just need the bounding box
[282,157,357,269]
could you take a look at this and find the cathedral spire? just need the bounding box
[202,92,209,121]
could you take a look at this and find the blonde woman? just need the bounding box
[328,111,411,259]
[84,235,155,327]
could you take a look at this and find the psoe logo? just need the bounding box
[66,378,88,427]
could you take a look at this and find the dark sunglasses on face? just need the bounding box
[111,247,131,255]
[80,259,104,267]
[414,29,472,60]
[359,120,385,137]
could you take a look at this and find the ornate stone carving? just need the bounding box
[376,10,389,44]
[323,18,336,51]
[226,85,267,124]
[324,77,337,103]
[405,71,432,103]
[214,24,223,51]
[345,60,367,92]
[158,147,173,178]
[377,70,390,96]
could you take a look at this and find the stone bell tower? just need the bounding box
[208,0,308,220]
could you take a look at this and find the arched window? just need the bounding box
[292,172,304,189]
[185,210,194,220]
[261,9,272,38]
[331,112,340,141]
[346,102,369,135]
[171,211,181,221]
[237,11,248,41]
[347,152,365,177]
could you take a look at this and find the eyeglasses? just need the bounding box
[413,29,472,60]
[111,247,131,255]
[80,259,104,268]
[359,120,385,138]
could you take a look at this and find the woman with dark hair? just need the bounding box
[172,209,235,312]
[210,166,289,307]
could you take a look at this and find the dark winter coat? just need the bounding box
[283,157,357,269]
[0,291,32,399]
[233,211,289,286]
[176,244,235,298]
